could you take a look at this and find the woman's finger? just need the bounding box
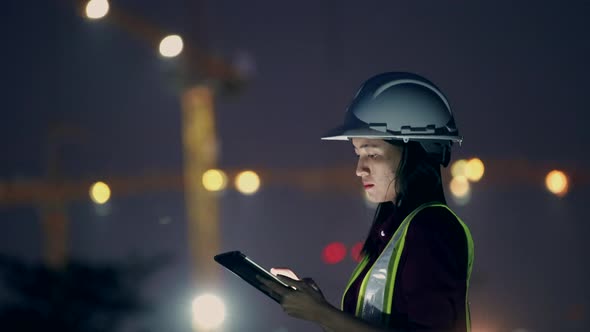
[256,275,290,296]
[276,275,302,289]
[270,268,300,280]
[301,277,321,292]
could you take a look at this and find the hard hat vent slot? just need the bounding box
[400,125,436,134]
[368,123,388,132]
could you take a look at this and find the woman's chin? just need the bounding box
[366,193,395,204]
[366,194,383,204]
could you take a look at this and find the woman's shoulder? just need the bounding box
[404,204,469,267]
[406,204,466,242]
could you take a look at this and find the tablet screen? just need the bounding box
[214,251,294,303]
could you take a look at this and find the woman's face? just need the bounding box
[352,138,403,203]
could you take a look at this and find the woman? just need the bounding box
[261,72,474,332]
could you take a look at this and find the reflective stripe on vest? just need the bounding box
[341,202,475,331]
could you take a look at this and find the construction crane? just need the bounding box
[2,0,242,290]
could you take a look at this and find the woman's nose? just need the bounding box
[356,159,369,177]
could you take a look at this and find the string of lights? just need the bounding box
[1,158,582,207]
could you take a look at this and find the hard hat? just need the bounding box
[321,72,461,166]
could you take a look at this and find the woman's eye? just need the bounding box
[355,153,377,159]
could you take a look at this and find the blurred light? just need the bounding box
[90,181,111,204]
[159,35,183,57]
[465,158,485,182]
[85,0,109,19]
[322,242,347,264]
[449,176,471,206]
[233,50,257,79]
[451,159,468,178]
[192,294,225,330]
[545,170,569,197]
[202,169,228,192]
[350,242,363,262]
[159,216,172,225]
[450,176,470,198]
[472,323,496,332]
[235,171,260,195]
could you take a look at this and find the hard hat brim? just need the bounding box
[321,124,463,144]
[321,125,395,140]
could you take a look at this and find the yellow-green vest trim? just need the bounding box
[341,202,475,331]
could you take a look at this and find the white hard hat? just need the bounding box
[322,72,461,166]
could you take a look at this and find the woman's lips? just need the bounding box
[363,184,374,189]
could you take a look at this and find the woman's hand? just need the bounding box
[259,270,387,332]
[276,275,330,322]
[258,270,332,324]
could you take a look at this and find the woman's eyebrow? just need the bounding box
[359,144,380,149]
[354,144,382,152]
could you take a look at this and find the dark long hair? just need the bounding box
[360,140,447,259]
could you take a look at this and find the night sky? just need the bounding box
[1,1,589,331]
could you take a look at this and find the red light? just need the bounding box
[351,242,363,262]
[322,242,347,264]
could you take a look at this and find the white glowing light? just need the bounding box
[85,0,109,19]
[191,294,226,330]
[159,35,184,57]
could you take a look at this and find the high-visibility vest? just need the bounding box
[341,202,475,330]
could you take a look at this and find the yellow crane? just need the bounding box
[2,1,241,289]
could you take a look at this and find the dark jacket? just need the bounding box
[342,205,469,332]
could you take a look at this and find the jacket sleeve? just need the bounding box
[393,208,468,332]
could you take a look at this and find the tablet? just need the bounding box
[214,251,295,303]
